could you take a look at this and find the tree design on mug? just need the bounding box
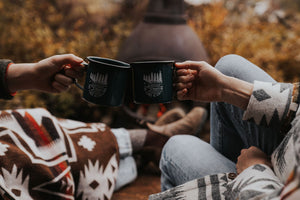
[143,71,163,97]
[88,72,108,98]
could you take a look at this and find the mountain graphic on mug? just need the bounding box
[88,72,108,97]
[143,71,163,97]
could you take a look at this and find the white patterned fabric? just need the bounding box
[149,173,230,200]
[0,108,119,200]
[243,81,293,127]
[150,81,300,200]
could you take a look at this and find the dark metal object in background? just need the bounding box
[115,0,209,127]
[117,0,209,62]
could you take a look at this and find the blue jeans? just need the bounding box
[111,128,137,191]
[160,54,281,191]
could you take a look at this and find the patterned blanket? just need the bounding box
[0,108,119,200]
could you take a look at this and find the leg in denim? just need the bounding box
[211,54,280,162]
[160,135,236,191]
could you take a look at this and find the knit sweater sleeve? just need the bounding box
[0,59,15,100]
[243,81,300,133]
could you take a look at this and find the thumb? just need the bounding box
[51,54,83,66]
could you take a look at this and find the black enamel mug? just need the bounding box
[131,61,175,104]
[76,56,131,106]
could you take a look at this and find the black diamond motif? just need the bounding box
[253,89,271,101]
[108,179,112,190]
[89,180,99,189]
[253,164,266,172]
[263,184,276,190]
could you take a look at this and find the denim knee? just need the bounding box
[160,136,183,170]
[215,54,275,83]
[160,135,237,190]
[160,135,196,176]
[215,54,244,76]
[160,136,182,190]
[160,135,196,190]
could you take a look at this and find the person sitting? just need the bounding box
[149,54,300,199]
[0,54,207,200]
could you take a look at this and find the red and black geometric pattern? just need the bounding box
[0,108,119,200]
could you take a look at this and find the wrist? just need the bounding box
[221,76,253,110]
[5,63,17,96]
[0,60,15,99]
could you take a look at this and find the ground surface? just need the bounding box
[111,118,210,200]
[111,173,161,200]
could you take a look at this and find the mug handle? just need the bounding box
[74,61,88,91]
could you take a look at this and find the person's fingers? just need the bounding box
[175,82,193,90]
[64,67,84,79]
[240,149,247,154]
[54,74,73,87]
[51,54,83,66]
[249,146,261,152]
[52,81,70,92]
[176,69,198,76]
[65,63,87,72]
[175,61,206,70]
[176,74,195,83]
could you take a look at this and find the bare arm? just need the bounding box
[175,61,253,110]
[6,54,84,93]
[222,76,253,110]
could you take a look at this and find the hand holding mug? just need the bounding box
[7,54,84,93]
[75,56,131,107]
[175,61,227,102]
[75,57,175,106]
[175,60,254,110]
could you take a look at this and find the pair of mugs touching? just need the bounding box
[75,56,175,106]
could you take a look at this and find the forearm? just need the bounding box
[6,63,36,92]
[221,76,254,110]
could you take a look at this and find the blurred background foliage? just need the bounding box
[0,0,300,124]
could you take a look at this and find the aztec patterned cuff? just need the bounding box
[149,172,231,200]
[228,164,283,199]
[0,59,14,100]
[243,81,296,128]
